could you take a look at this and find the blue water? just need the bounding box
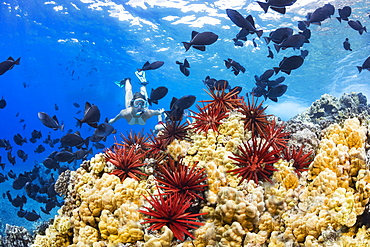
[0,0,369,233]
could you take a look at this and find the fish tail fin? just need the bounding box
[365,27,367,33]
[182,42,192,51]
[224,60,232,69]
[14,57,21,65]
[304,21,310,27]
[357,66,363,73]
[193,45,206,51]
[263,37,271,44]
[274,44,280,53]
[257,1,269,13]
[256,30,263,38]
[75,118,82,128]
[184,58,190,68]
[149,99,158,105]
[336,17,342,23]
[270,6,286,14]
[88,148,93,155]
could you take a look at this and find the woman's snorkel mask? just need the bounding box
[133,98,148,108]
[130,93,148,116]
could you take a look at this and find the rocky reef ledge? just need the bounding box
[3,92,370,247]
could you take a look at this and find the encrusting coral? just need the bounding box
[32,90,370,247]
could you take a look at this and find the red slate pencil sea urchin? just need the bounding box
[157,120,189,148]
[104,144,147,181]
[138,192,208,241]
[238,96,272,137]
[155,159,208,200]
[282,145,313,176]
[228,137,282,185]
[200,85,243,112]
[190,104,228,134]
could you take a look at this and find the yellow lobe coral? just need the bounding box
[220,221,246,246]
[272,160,299,190]
[166,139,191,160]
[31,215,73,247]
[217,111,248,152]
[90,153,108,174]
[324,187,357,229]
[54,216,72,235]
[203,161,228,204]
[309,118,367,187]
[143,226,173,247]
[76,225,99,245]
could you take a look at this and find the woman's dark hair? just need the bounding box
[130,92,146,106]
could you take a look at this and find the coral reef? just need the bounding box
[31,92,370,246]
[1,224,33,247]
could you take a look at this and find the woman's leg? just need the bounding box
[140,85,148,100]
[125,78,133,108]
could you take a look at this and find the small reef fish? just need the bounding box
[0,96,6,109]
[16,149,28,162]
[34,144,46,154]
[166,95,196,121]
[305,3,335,26]
[0,56,21,75]
[13,133,27,146]
[257,0,297,14]
[93,122,115,139]
[343,38,352,51]
[348,20,367,35]
[60,132,88,148]
[274,34,306,52]
[148,86,168,106]
[336,6,351,22]
[176,58,190,77]
[226,9,263,37]
[274,55,304,75]
[54,150,75,163]
[264,27,293,45]
[203,76,230,91]
[38,112,64,131]
[224,58,246,75]
[137,61,164,71]
[42,157,59,170]
[75,102,100,128]
[182,31,218,51]
[74,148,93,160]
